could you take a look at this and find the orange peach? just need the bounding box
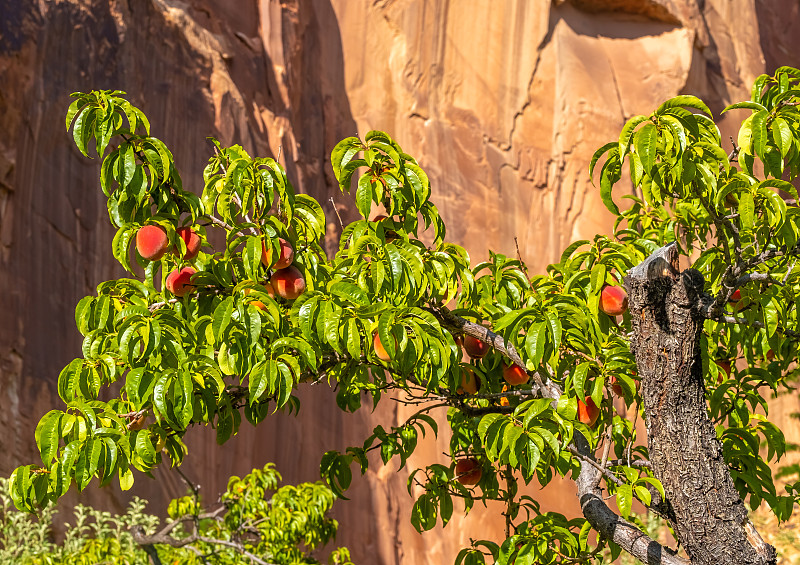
[599,284,628,316]
[457,367,480,395]
[261,238,294,270]
[577,396,600,427]
[270,265,306,299]
[136,225,169,261]
[502,364,529,386]
[373,332,394,361]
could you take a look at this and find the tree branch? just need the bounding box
[573,434,690,565]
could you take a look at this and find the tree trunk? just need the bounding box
[625,244,775,565]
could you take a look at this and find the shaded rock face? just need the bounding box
[0,0,796,563]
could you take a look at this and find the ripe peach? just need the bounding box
[373,332,394,361]
[136,225,169,261]
[165,267,196,297]
[599,284,628,316]
[577,396,600,427]
[173,226,201,260]
[457,367,480,395]
[454,458,482,486]
[502,364,529,386]
[729,289,741,303]
[261,238,294,270]
[715,359,731,383]
[610,376,623,396]
[463,335,490,359]
[270,265,306,299]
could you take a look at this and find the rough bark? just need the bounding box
[625,243,775,565]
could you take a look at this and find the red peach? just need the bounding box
[729,289,741,303]
[261,238,294,270]
[165,267,196,297]
[463,335,490,359]
[577,396,600,427]
[600,284,628,316]
[454,458,482,486]
[502,364,529,386]
[270,265,306,299]
[136,225,169,261]
[173,226,201,260]
[715,360,731,383]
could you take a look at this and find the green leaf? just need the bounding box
[212,297,235,343]
[772,117,792,158]
[636,123,658,173]
[599,150,621,215]
[722,101,767,113]
[573,362,590,399]
[331,137,363,181]
[618,115,648,158]
[589,142,617,180]
[35,411,63,465]
[356,174,376,218]
[739,191,755,231]
[751,110,768,158]
[524,322,547,367]
[616,483,633,518]
[657,95,712,116]
[66,97,88,131]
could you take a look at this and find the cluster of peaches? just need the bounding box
[135,224,306,301]
[449,282,631,487]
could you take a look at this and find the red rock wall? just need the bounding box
[1,1,799,563]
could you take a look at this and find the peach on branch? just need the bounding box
[463,334,490,359]
[165,267,197,297]
[173,226,201,260]
[729,289,741,302]
[261,238,294,270]
[136,225,169,261]
[599,284,628,316]
[456,367,480,395]
[270,265,306,299]
[502,363,529,386]
[454,458,482,486]
[373,332,395,362]
[577,396,600,427]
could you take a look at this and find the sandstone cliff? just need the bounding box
[1,1,799,563]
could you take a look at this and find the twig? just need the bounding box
[514,237,529,277]
[329,197,345,230]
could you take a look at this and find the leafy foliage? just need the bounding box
[11,69,800,563]
[0,464,351,564]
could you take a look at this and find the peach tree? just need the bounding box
[11,66,800,565]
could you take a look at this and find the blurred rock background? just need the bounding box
[2,1,800,563]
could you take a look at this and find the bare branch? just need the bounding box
[573,435,689,565]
